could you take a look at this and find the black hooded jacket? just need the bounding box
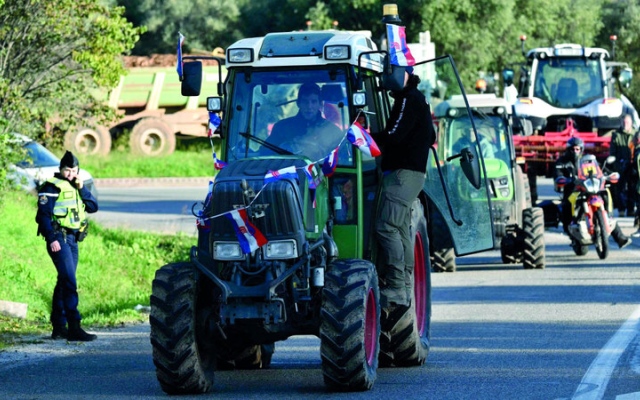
[371,75,435,174]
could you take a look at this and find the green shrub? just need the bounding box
[0,190,194,347]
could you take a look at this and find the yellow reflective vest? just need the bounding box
[46,177,87,230]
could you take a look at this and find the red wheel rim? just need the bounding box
[413,232,427,335]
[364,288,377,366]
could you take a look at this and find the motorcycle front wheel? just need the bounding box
[594,210,609,260]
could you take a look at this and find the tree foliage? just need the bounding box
[0,0,141,198]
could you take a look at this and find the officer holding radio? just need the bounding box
[36,150,98,341]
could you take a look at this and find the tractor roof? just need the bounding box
[434,94,512,118]
[526,43,609,60]
[225,30,383,72]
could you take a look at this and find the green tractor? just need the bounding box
[149,9,494,394]
[430,94,546,272]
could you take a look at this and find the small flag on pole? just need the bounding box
[347,121,381,157]
[225,209,268,254]
[176,33,185,80]
[386,24,415,66]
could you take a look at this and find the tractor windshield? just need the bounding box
[224,68,353,164]
[533,58,603,108]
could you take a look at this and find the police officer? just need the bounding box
[36,150,98,341]
[554,137,631,248]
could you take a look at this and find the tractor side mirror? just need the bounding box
[460,146,482,190]
[181,61,203,96]
[619,67,633,89]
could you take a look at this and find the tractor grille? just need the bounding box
[209,158,308,244]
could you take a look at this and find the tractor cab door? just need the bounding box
[421,56,494,255]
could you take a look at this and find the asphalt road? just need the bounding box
[1,178,639,399]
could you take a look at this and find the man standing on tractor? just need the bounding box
[371,66,436,317]
[554,137,631,248]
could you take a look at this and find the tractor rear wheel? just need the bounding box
[320,259,380,391]
[150,262,214,394]
[380,200,431,367]
[522,207,546,269]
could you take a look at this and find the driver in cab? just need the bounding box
[267,83,343,160]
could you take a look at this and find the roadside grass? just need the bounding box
[0,190,194,349]
[54,136,222,179]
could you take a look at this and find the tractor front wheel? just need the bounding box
[150,262,214,394]
[320,259,380,391]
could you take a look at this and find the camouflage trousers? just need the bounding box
[375,169,425,307]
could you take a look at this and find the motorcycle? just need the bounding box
[554,155,619,259]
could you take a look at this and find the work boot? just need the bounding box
[51,325,68,340]
[612,225,632,249]
[67,320,97,342]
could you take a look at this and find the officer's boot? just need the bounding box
[612,224,632,249]
[67,320,97,342]
[51,325,68,340]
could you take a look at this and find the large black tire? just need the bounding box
[149,262,214,394]
[130,117,176,156]
[64,125,112,156]
[428,202,456,273]
[380,201,431,367]
[594,210,609,260]
[500,233,521,264]
[431,247,456,272]
[320,259,380,391]
[522,207,546,269]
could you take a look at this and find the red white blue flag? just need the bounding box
[225,208,268,254]
[208,112,221,137]
[176,33,185,80]
[264,166,298,184]
[303,162,322,189]
[347,121,381,157]
[213,152,227,170]
[304,162,322,208]
[322,147,339,177]
[386,24,415,66]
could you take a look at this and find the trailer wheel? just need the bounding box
[380,200,431,367]
[150,262,214,394]
[64,125,111,156]
[320,259,380,391]
[522,207,546,269]
[130,117,176,156]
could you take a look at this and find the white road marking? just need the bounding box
[572,304,640,400]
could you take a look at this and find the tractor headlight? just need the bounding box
[324,45,350,60]
[213,242,244,260]
[264,239,298,260]
[228,48,253,63]
[491,175,510,198]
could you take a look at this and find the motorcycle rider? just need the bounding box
[554,137,632,248]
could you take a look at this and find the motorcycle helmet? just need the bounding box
[566,137,584,162]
